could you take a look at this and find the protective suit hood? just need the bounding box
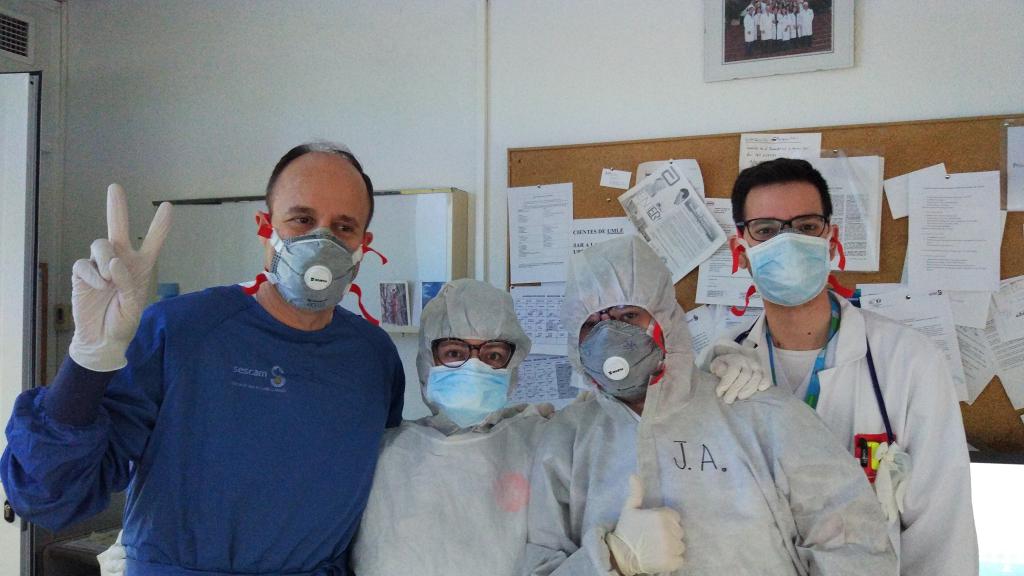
[417,279,532,431]
[562,236,696,401]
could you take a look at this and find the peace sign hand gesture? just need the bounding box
[68,184,173,372]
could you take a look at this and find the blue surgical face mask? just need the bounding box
[426,358,511,428]
[745,232,831,307]
[267,228,362,311]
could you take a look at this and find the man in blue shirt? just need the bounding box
[2,143,405,575]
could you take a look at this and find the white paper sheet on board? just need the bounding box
[907,171,1001,292]
[695,198,763,308]
[739,132,821,169]
[978,317,1024,410]
[1007,126,1024,211]
[570,217,636,256]
[809,156,884,272]
[992,276,1024,342]
[861,289,969,402]
[685,304,759,357]
[618,162,726,283]
[636,159,706,198]
[508,183,573,284]
[955,325,998,404]
[510,283,567,356]
[511,354,578,409]
[600,168,632,190]
[883,163,946,219]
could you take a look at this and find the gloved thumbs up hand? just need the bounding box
[69,184,173,372]
[606,475,685,575]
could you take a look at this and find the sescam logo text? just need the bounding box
[231,365,286,392]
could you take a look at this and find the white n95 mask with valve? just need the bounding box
[579,320,664,401]
[266,228,362,311]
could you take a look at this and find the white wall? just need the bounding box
[62,0,485,418]
[56,0,1024,418]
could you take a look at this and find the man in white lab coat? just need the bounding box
[799,2,814,47]
[759,4,776,52]
[743,6,758,57]
[710,157,979,576]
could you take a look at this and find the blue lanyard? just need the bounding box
[765,294,842,410]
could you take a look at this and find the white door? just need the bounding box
[0,71,39,576]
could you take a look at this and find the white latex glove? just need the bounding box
[97,530,126,576]
[873,442,911,523]
[605,475,685,576]
[69,184,173,372]
[705,340,771,404]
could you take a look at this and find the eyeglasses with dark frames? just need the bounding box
[736,214,828,242]
[431,338,517,369]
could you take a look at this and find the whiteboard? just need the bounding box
[155,190,466,331]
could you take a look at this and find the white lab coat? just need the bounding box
[734,297,979,576]
[522,237,896,575]
[781,13,792,41]
[801,8,814,37]
[743,13,757,42]
[760,12,776,41]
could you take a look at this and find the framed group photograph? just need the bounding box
[703,0,854,82]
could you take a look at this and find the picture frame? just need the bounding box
[703,0,854,82]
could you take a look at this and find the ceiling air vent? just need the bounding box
[0,10,33,64]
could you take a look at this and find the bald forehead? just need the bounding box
[269,152,371,222]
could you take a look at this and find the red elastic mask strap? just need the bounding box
[651,322,666,352]
[256,211,273,239]
[731,284,758,317]
[731,243,746,274]
[242,272,268,295]
[348,283,380,325]
[363,244,388,265]
[831,235,847,270]
[828,275,855,299]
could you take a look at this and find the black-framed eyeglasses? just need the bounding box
[432,338,517,369]
[736,214,828,242]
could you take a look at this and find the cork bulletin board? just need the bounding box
[508,113,1024,452]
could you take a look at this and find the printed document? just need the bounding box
[883,163,946,219]
[696,198,763,308]
[992,275,1024,342]
[511,354,577,409]
[618,163,726,283]
[861,289,968,402]
[508,183,573,284]
[955,325,998,404]
[600,168,632,190]
[636,160,705,197]
[907,171,1001,292]
[571,217,636,255]
[1008,126,1024,211]
[510,283,567,356]
[739,132,821,169]
[809,156,884,272]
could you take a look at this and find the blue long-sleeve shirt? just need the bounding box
[2,286,404,575]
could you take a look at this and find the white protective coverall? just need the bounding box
[351,278,551,576]
[729,298,978,576]
[522,236,896,576]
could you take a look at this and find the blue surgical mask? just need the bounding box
[267,228,362,311]
[745,232,830,307]
[426,358,511,428]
